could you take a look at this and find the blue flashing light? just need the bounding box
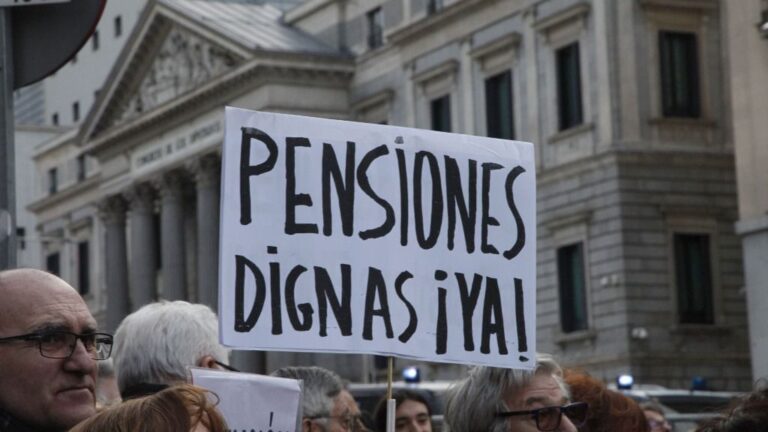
[691,376,708,391]
[617,374,634,390]
[403,366,420,383]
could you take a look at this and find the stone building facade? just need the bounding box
[723,0,768,383]
[29,0,751,388]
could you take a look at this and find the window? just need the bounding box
[114,15,122,37]
[367,8,383,49]
[674,233,714,324]
[92,30,99,51]
[78,241,90,296]
[485,70,514,139]
[46,252,60,276]
[430,95,451,132]
[48,167,58,195]
[72,101,80,122]
[659,31,700,118]
[557,243,588,333]
[427,0,444,14]
[16,227,25,250]
[76,154,86,181]
[556,42,583,131]
[51,113,59,126]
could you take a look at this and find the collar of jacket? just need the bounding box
[0,408,44,432]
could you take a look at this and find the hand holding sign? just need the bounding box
[219,108,536,369]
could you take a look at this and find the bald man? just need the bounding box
[0,269,113,432]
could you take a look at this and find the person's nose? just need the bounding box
[64,338,97,373]
[558,414,578,432]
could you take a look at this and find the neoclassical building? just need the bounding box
[30,0,752,388]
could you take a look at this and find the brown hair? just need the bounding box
[695,387,768,432]
[69,384,228,432]
[565,371,649,432]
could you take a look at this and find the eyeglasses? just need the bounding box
[308,413,370,432]
[213,360,240,372]
[0,330,113,360]
[496,402,588,431]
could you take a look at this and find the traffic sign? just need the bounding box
[11,0,105,88]
[0,0,69,7]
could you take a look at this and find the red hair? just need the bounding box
[565,371,649,432]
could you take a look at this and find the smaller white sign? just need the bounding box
[0,0,70,6]
[191,368,303,432]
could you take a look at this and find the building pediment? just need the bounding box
[110,25,243,128]
[85,7,249,140]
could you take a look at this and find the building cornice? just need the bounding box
[532,2,590,33]
[84,54,354,158]
[27,175,101,214]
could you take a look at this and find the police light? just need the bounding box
[617,374,634,390]
[691,376,708,391]
[403,366,421,383]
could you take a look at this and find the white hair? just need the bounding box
[113,301,229,394]
[444,353,568,432]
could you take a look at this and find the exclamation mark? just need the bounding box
[268,411,274,432]
[515,278,529,362]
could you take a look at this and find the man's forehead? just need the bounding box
[0,270,96,333]
[509,374,568,408]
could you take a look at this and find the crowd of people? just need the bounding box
[0,268,765,432]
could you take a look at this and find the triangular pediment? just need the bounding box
[112,25,242,126]
[84,4,250,140]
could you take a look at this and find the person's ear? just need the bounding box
[198,355,218,369]
[302,418,313,432]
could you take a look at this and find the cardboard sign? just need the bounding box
[190,368,302,432]
[219,107,537,369]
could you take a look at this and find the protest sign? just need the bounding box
[219,107,536,369]
[190,367,302,432]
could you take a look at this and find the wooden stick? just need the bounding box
[386,356,395,432]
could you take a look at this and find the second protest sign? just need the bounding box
[219,107,537,369]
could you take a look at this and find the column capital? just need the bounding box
[98,195,128,225]
[125,183,157,213]
[152,169,189,200]
[187,153,221,189]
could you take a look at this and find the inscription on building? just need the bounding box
[133,120,222,170]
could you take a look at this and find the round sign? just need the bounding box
[11,0,106,89]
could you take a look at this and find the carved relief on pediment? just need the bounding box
[112,26,242,127]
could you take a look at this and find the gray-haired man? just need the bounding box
[272,366,368,432]
[444,354,586,432]
[0,269,113,432]
[112,300,231,399]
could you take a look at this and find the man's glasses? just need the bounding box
[213,360,240,372]
[496,401,588,431]
[0,330,113,360]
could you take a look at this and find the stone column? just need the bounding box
[99,195,130,332]
[154,170,188,301]
[189,154,221,310]
[125,183,158,309]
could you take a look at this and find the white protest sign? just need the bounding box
[219,107,537,369]
[190,368,302,432]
